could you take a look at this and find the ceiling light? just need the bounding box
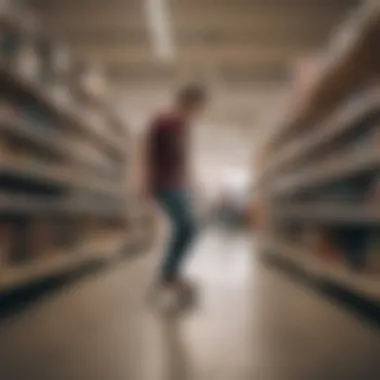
[145,0,174,61]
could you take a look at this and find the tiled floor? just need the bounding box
[0,228,379,379]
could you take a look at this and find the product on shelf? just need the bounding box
[0,0,14,13]
[323,227,371,271]
[0,0,38,28]
[350,123,380,156]
[16,40,40,81]
[370,175,380,201]
[0,220,12,267]
[0,27,22,62]
[0,100,16,121]
[29,217,53,258]
[51,217,84,249]
[9,216,29,264]
[312,228,341,262]
[50,216,70,249]
[52,43,71,75]
[35,38,55,84]
[85,107,107,135]
[300,225,323,254]
[50,83,72,109]
[367,230,380,273]
[313,173,374,203]
[73,62,109,103]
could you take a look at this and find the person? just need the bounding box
[146,84,208,306]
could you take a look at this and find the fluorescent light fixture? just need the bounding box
[145,0,175,60]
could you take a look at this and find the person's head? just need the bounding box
[176,83,208,121]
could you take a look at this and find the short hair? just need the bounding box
[177,83,207,107]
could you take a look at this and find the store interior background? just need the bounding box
[29,0,347,202]
[1,0,380,379]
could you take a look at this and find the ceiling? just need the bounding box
[29,0,360,88]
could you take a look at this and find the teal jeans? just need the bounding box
[155,188,196,282]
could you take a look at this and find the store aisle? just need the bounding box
[0,228,379,380]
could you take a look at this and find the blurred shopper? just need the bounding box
[217,187,245,226]
[146,84,208,309]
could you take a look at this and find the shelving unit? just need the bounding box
[263,238,380,301]
[256,2,380,304]
[0,2,131,293]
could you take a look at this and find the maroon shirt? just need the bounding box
[147,113,188,191]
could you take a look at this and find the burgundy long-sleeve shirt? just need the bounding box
[146,113,189,191]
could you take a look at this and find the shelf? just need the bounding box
[0,159,70,186]
[256,3,380,308]
[57,198,127,218]
[75,178,124,196]
[72,150,120,176]
[0,114,68,158]
[0,193,52,214]
[274,203,380,225]
[0,6,131,297]
[70,76,109,111]
[1,61,70,123]
[0,126,123,183]
[0,62,124,157]
[0,232,126,292]
[0,118,125,184]
[0,156,124,195]
[263,238,380,302]
[0,193,127,217]
[268,2,380,150]
[268,90,380,176]
[273,151,380,195]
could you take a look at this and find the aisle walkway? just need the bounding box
[0,228,379,380]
